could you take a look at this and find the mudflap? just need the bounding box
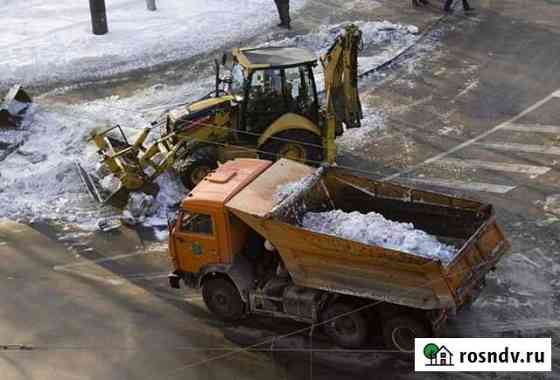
[1,85,33,128]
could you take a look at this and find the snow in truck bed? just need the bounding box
[302,210,458,263]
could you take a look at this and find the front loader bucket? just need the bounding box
[0,85,33,128]
[75,161,130,209]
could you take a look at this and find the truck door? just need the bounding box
[174,210,219,274]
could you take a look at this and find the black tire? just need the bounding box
[176,157,218,190]
[202,278,245,322]
[260,130,323,164]
[321,302,369,348]
[382,315,429,352]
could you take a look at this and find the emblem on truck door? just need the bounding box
[191,242,203,256]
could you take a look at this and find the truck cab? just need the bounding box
[168,159,271,289]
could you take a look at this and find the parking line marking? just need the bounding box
[383,89,560,181]
[474,142,560,156]
[402,177,516,194]
[503,124,560,134]
[438,158,551,176]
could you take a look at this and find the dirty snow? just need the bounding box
[544,194,560,215]
[302,210,457,263]
[0,0,304,88]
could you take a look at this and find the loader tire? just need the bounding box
[382,315,429,353]
[321,302,369,348]
[175,157,217,190]
[260,130,322,164]
[202,278,245,322]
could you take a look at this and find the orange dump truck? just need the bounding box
[167,159,510,351]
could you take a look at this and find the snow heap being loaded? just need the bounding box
[274,175,458,263]
[301,209,457,263]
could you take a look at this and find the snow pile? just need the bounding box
[0,0,305,87]
[544,194,560,215]
[143,173,186,228]
[302,210,457,263]
[0,101,148,227]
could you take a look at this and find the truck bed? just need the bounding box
[227,160,510,311]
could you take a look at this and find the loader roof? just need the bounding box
[181,159,272,207]
[234,47,317,70]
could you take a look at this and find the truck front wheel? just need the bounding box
[382,315,429,352]
[321,302,369,348]
[202,278,245,322]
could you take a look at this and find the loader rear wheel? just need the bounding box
[261,130,322,164]
[321,302,369,348]
[202,278,245,322]
[382,315,429,352]
[176,158,218,190]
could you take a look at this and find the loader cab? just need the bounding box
[229,47,320,134]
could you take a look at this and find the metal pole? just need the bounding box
[89,0,108,35]
[146,0,156,11]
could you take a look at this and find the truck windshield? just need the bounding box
[180,211,214,235]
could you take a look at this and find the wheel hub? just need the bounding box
[278,143,306,161]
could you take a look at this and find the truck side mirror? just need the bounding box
[167,211,178,231]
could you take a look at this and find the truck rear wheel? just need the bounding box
[321,302,369,348]
[202,278,245,322]
[382,315,429,352]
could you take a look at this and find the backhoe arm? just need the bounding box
[320,24,363,162]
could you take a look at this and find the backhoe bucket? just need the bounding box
[0,85,33,128]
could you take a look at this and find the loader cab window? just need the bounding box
[180,212,214,235]
[244,66,318,132]
[230,63,245,97]
[284,66,318,122]
[245,69,287,132]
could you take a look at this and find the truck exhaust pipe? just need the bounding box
[0,85,33,128]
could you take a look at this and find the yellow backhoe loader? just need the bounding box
[83,24,364,207]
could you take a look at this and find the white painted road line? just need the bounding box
[383,89,560,181]
[403,177,516,194]
[503,123,560,134]
[53,251,163,271]
[438,158,551,176]
[474,142,560,156]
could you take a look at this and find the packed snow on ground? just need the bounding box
[0,0,305,87]
[302,210,457,263]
